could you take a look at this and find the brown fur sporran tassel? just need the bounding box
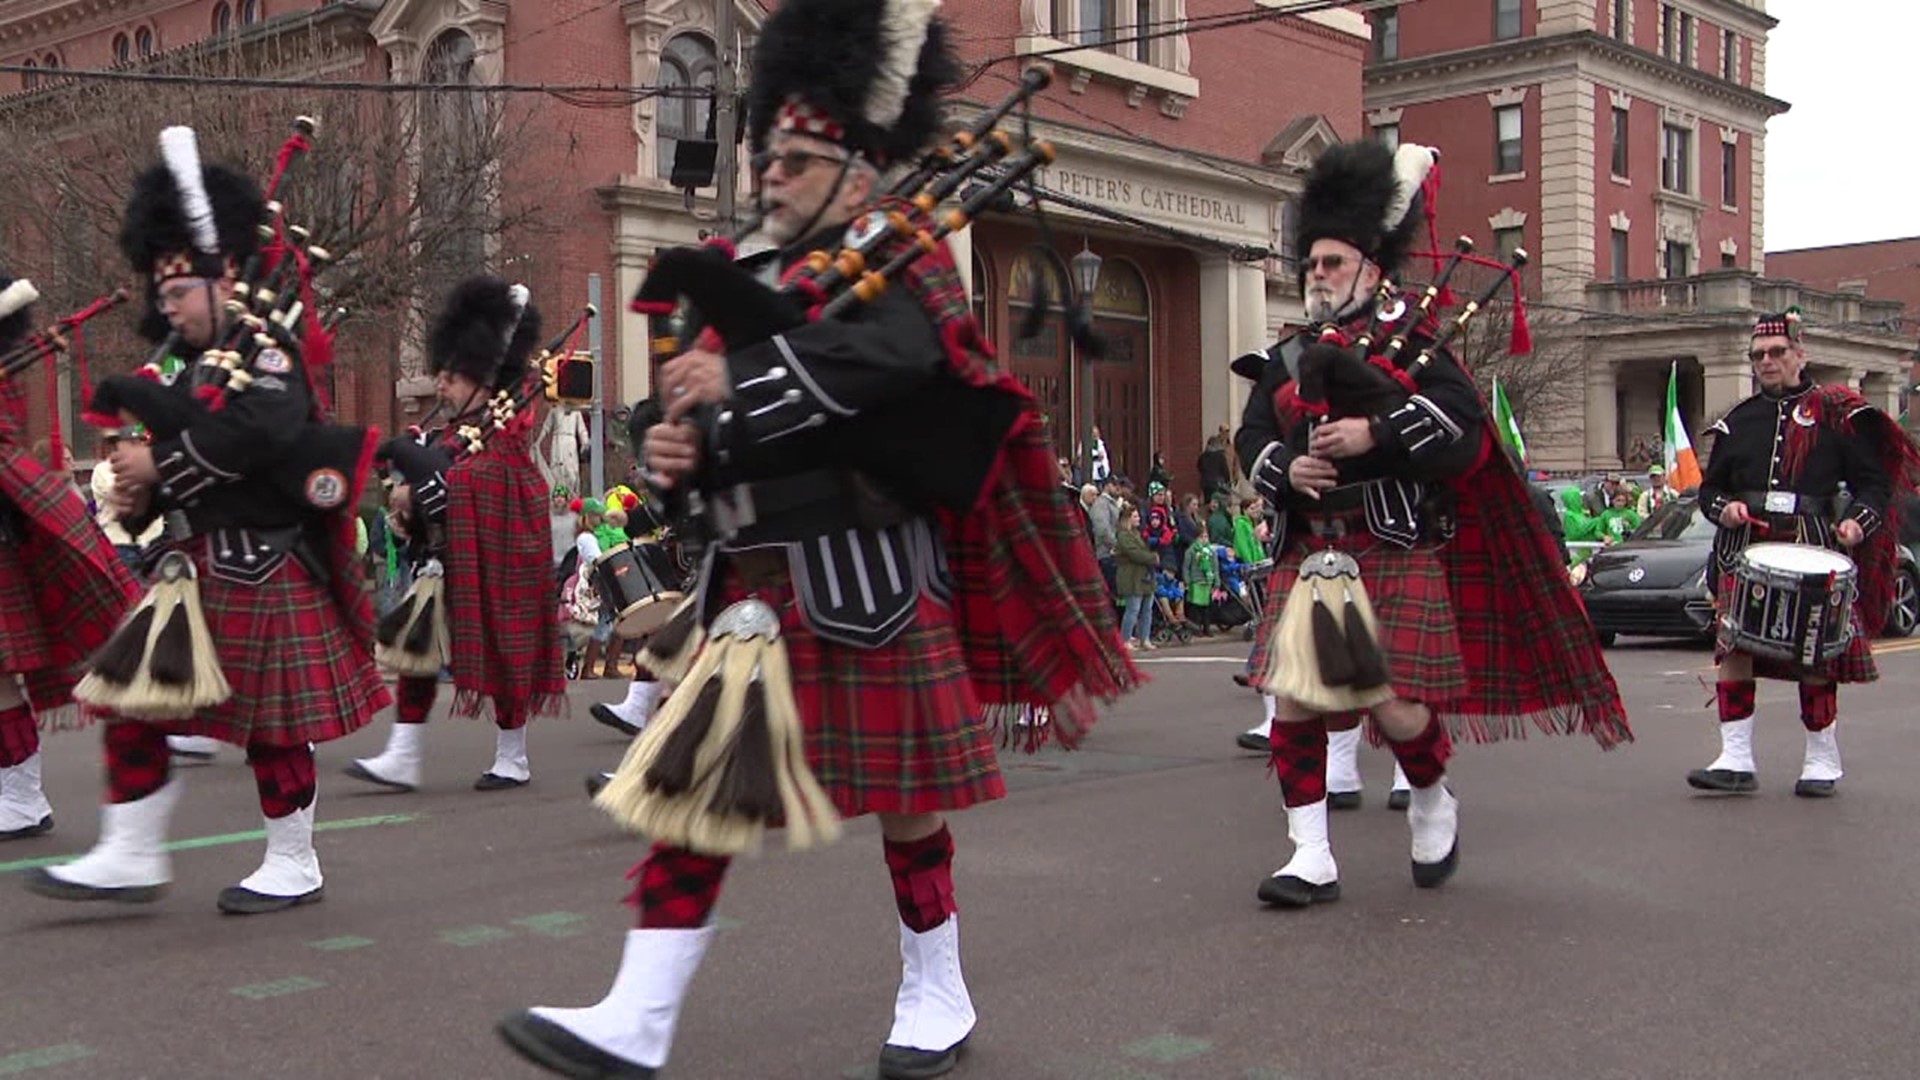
[74,551,232,720]
[1310,581,1358,687]
[147,604,196,688]
[640,593,704,683]
[705,679,781,822]
[1342,584,1389,690]
[643,679,724,796]
[89,603,155,686]
[374,565,449,678]
[1257,550,1394,716]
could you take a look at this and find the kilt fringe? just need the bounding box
[598,600,841,856]
[74,553,231,721]
[33,703,85,732]
[1442,706,1635,750]
[985,702,1056,752]
[375,566,448,678]
[450,687,567,723]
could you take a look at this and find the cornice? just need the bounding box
[0,0,145,49]
[1366,30,1788,119]
[1686,0,1778,34]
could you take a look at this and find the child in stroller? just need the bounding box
[1151,565,1197,645]
[1213,547,1261,635]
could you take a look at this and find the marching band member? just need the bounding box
[1233,140,1628,908]
[497,2,1136,1076]
[0,275,141,842]
[26,129,389,913]
[1690,310,1920,797]
[348,275,566,793]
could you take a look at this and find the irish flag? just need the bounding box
[1664,362,1703,491]
[1491,376,1528,468]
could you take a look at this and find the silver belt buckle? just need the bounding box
[1763,491,1796,515]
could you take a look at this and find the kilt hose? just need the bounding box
[1247,519,1469,708]
[1714,572,1878,684]
[0,541,54,673]
[104,721,315,817]
[706,566,1005,820]
[394,674,529,730]
[136,537,390,748]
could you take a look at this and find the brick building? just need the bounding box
[1362,0,1912,473]
[0,0,1370,496]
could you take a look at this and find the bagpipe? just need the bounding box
[371,301,597,678]
[598,68,1058,856]
[0,287,134,381]
[83,117,374,523]
[1254,238,1531,716]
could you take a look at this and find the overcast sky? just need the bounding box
[1762,0,1920,252]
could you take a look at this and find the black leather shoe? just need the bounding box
[878,1036,968,1080]
[584,772,613,799]
[1327,791,1363,811]
[1256,873,1340,908]
[1411,841,1458,889]
[218,884,324,915]
[342,761,417,792]
[475,772,530,792]
[1231,673,1252,688]
[497,1010,657,1079]
[1387,790,1410,811]
[23,868,165,903]
[0,813,52,840]
[590,703,643,738]
[1687,768,1757,794]
[1235,732,1272,753]
[1794,778,1838,798]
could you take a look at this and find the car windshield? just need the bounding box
[1631,501,1715,542]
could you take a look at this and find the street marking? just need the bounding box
[308,936,376,951]
[231,976,326,1001]
[439,925,515,947]
[1245,1070,1299,1080]
[1124,1034,1213,1064]
[712,915,744,931]
[0,814,422,876]
[513,912,590,938]
[839,1067,879,1080]
[0,1045,96,1075]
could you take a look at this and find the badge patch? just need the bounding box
[305,468,347,509]
[1792,404,1816,427]
[255,349,293,375]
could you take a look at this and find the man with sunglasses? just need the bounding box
[1691,309,1920,798]
[1231,140,1626,910]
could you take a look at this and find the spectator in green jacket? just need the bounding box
[1598,487,1644,544]
[1232,496,1267,566]
[1184,525,1221,633]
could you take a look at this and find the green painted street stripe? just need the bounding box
[231,976,326,1001]
[512,912,590,938]
[1123,1035,1213,1065]
[0,813,422,875]
[0,1045,96,1076]
[308,936,377,951]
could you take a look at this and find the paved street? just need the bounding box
[4,636,1920,1080]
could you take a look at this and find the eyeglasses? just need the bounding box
[156,279,210,305]
[1747,345,1793,363]
[751,148,850,177]
[1303,254,1352,274]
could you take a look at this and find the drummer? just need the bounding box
[1691,308,1920,798]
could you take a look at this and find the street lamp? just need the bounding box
[1070,241,1102,484]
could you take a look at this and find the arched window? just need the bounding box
[1090,258,1149,323]
[135,27,155,58]
[20,59,37,91]
[113,33,131,62]
[213,3,232,34]
[42,54,59,71]
[970,251,992,342]
[1086,257,1151,483]
[655,33,718,182]
[1006,247,1071,426]
[422,29,487,281]
[240,0,261,27]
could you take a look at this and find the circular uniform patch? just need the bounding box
[305,468,348,509]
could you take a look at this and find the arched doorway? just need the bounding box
[1006,247,1070,441]
[1088,258,1151,484]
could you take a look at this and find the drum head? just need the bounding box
[1744,543,1854,575]
[616,591,687,638]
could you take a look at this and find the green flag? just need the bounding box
[1491,376,1528,467]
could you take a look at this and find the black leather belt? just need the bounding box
[1738,491,1835,517]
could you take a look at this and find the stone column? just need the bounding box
[1585,356,1618,469]
[1198,257,1270,440]
[1699,357,1751,423]
[611,236,657,404]
[1537,74,1598,303]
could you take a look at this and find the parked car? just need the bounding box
[1576,497,1920,646]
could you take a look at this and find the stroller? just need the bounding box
[1150,566,1199,646]
[1209,547,1260,635]
[1218,551,1274,642]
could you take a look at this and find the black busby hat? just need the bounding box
[428,275,543,391]
[1296,140,1437,279]
[119,127,265,341]
[746,0,960,167]
[0,273,38,351]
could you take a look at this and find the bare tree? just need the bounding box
[0,14,569,400]
[1434,261,1587,466]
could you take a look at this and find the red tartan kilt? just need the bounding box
[152,539,391,747]
[1246,535,1468,704]
[1713,573,1878,683]
[711,568,1005,818]
[0,541,53,672]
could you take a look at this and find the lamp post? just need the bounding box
[1070,241,1102,484]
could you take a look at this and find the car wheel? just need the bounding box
[1596,631,1617,647]
[1888,569,1920,638]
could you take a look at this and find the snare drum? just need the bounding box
[592,541,685,638]
[1718,542,1859,666]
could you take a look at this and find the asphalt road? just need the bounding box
[4,634,1920,1080]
